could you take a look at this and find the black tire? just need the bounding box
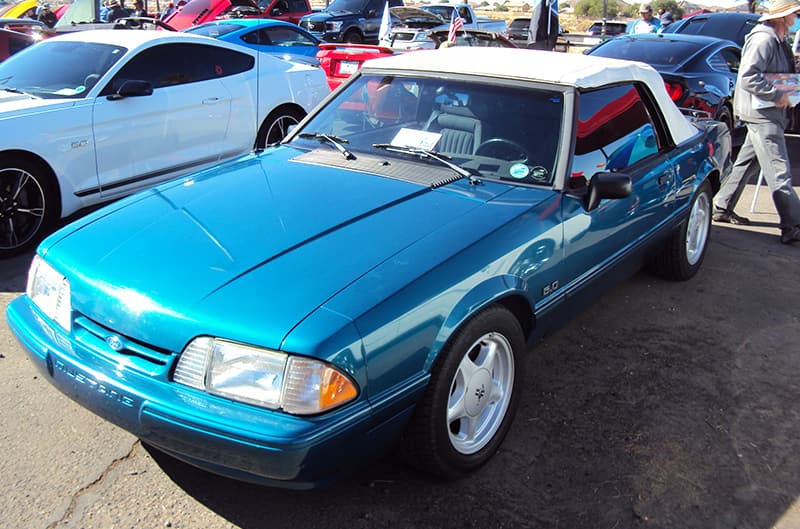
[343,30,363,44]
[651,180,712,281]
[715,105,733,135]
[0,155,59,258]
[402,305,524,479]
[255,106,306,149]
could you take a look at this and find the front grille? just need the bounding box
[73,315,173,374]
[301,20,324,32]
[392,32,414,41]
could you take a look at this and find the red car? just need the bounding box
[163,0,311,30]
[317,29,517,90]
[316,43,397,90]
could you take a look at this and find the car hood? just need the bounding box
[0,92,73,113]
[389,7,443,28]
[304,11,353,21]
[42,147,516,352]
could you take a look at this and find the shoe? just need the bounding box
[712,208,751,225]
[780,226,800,244]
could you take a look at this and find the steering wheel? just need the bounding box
[83,74,100,90]
[475,138,530,163]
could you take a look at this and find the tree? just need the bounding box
[574,0,621,19]
[650,0,684,20]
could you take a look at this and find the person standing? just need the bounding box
[628,4,661,34]
[131,0,146,17]
[712,0,800,244]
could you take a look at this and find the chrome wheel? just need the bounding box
[685,187,710,266]
[0,166,46,252]
[447,331,515,455]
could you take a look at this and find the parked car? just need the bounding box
[586,20,628,37]
[587,33,743,142]
[506,16,529,42]
[299,0,403,44]
[0,17,52,38]
[182,18,321,62]
[380,4,506,50]
[377,6,446,49]
[0,26,35,60]
[0,0,37,19]
[0,29,329,256]
[661,11,758,47]
[318,28,516,89]
[8,47,731,489]
[164,0,313,31]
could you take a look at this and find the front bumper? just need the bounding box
[6,297,392,489]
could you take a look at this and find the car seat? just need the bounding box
[424,104,482,155]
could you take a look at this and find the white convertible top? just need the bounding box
[364,47,699,145]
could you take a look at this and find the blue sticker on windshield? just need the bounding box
[509,163,530,179]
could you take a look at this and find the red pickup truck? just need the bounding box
[164,0,311,30]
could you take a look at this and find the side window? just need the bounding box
[101,44,254,95]
[713,48,740,73]
[265,26,316,46]
[241,30,265,45]
[572,84,661,179]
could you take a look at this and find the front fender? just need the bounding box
[426,274,530,371]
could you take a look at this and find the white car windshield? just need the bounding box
[0,41,127,99]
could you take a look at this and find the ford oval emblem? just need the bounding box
[105,335,124,352]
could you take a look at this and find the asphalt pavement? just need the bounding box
[1,137,798,529]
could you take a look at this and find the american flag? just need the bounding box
[447,9,464,43]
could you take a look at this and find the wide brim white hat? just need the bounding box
[758,0,800,21]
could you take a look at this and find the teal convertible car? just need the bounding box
[7,47,731,489]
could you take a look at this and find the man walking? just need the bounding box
[712,0,800,244]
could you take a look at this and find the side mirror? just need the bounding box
[107,80,154,100]
[584,171,632,211]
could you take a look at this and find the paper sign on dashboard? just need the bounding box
[390,128,442,151]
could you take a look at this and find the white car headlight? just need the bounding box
[26,255,72,332]
[414,32,429,41]
[327,21,343,31]
[174,337,358,415]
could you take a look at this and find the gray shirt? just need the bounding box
[733,23,796,126]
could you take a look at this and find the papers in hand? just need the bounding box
[751,73,800,109]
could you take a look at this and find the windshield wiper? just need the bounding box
[299,132,355,160]
[372,144,480,184]
[2,87,38,98]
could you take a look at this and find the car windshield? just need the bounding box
[509,19,529,30]
[184,23,245,37]
[0,40,126,98]
[590,38,703,68]
[326,0,367,12]
[288,73,564,186]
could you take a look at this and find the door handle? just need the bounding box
[202,97,221,105]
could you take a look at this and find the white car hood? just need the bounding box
[0,92,76,115]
